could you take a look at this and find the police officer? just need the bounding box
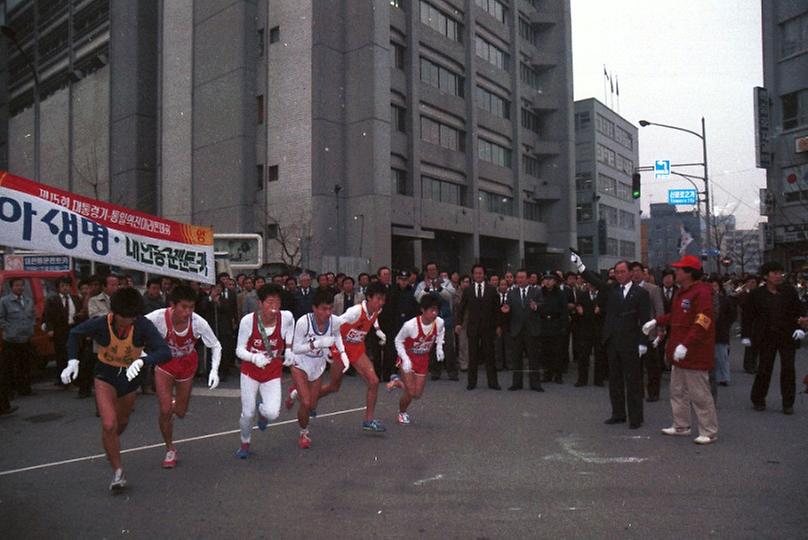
[537,271,568,384]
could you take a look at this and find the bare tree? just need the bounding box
[708,203,740,275]
[267,215,311,273]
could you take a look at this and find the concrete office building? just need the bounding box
[645,202,703,273]
[723,227,763,275]
[573,98,640,272]
[760,1,808,270]
[2,0,576,274]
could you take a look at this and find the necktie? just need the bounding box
[477,283,482,299]
[501,294,506,305]
[521,288,526,305]
[620,285,626,300]
[63,295,69,319]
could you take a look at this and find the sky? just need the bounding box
[570,0,766,229]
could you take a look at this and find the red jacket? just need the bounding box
[655,281,715,371]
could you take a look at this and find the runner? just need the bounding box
[145,285,222,468]
[61,288,170,492]
[306,282,387,432]
[289,289,349,448]
[234,284,295,459]
[387,295,445,424]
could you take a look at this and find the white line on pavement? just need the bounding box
[0,406,367,477]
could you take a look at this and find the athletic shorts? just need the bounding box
[344,341,367,364]
[157,352,198,382]
[397,355,429,376]
[291,355,327,382]
[94,362,144,397]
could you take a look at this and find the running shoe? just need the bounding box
[309,409,317,419]
[162,449,177,468]
[362,419,386,432]
[235,446,251,459]
[109,468,127,491]
[397,412,411,425]
[257,415,269,431]
[284,385,298,410]
[299,430,311,449]
[386,375,401,392]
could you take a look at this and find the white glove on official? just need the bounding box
[312,335,336,349]
[793,329,806,341]
[436,346,445,362]
[61,359,79,384]
[673,344,688,362]
[340,352,351,373]
[651,336,661,349]
[401,357,413,373]
[376,329,387,346]
[638,345,648,356]
[208,370,220,390]
[126,359,144,381]
[283,349,295,367]
[251,353,270,369]
[570,252,586,273]
[741,338,752,347]
[642,320,657,336]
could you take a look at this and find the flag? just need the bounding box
[609,74,614,94]
[615,75,619,96]
[603,65,609,81]
[678,224,693,256]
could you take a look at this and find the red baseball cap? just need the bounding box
[670,255,702,270]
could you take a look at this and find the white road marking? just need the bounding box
[413,473,444,486]
[546,436,649,464]
[0,406,366,477]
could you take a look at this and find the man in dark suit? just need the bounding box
[44,276,82,387]
[537,272,568,384]
[574,252,650,429]
[293,273,315,320]
[455,264,500,390]
[573,281,600,387]
[503,269,543,392]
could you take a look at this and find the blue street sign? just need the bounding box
[668,188,698,205]
[655,159,671,179]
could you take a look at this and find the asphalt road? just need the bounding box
[1,338,806,539]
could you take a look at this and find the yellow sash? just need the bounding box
[97,314,144,368]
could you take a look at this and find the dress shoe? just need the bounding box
[530,386,545,393]
[629,422,643,429]
[541,375,552,383]
[718,381,729,387]
[489,384,501,390]
[553,375,563,384]
[574,381,587,387]
[507,385,522,391]
[783,406,794,415]
[752,404,766,412]
[593,381,605,387]
[0,405,19,416]
[76,392,91,399]
[466,384,476,390]
[448,375,459,381]
[604,417,626,425]
[431,375,440,381]
[646,396,659,403]
[17,389,34,396]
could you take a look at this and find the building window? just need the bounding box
[523,200,542,222]
[419,0,461,42]
[617,181,632,201]
[576,170,592,191]
[520,62,539,90]
[422,175,465,206]
[390,41,405,69]
[598,173,617,197]
[475,35,509,70]
[518,18,538,47]
[268,165,279,182]
[475,0,506,23]
[269,26,280,44]
[257,29,265,56]
[576,202,593,223]
[619,240,636,258]
[392,104,406,133]
[577,236,593,255]
[596,143,616,168]
[256,95,264,124]
[596,114,615,139]
[475,86,510,119]
[615,126,633,149]
[420,57,464,97]
[601,204,618,226]
[619,210,636,230]
[782,89,808,130]
[522,154,540,178]
[606,237,619,256]
[616,154,634,175]
[478,138,512,168]
[521,107,540,134]
[480,190,514,216]
[575,111,591,130]
[421,116,464,152]
[392,168,408,195]
[781,12,808,58]
[256,164,264,188]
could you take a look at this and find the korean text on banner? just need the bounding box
[0,172,215,284]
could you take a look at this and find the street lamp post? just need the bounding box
[1,25,40,182]
[639,117,712,271]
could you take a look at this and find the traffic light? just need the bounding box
[631,173,641,199]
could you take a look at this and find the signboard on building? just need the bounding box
[773,223,808,244]
[0,171,215,283]
[796,136,808,154]
[4,254,71,272]
[654,159,671,179]
[759,188,773,216]
[668,188,698,205]
[213,234,263,269]
[754,87,771,168]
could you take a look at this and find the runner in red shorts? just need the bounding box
[145,285,222,469]
[314,282,387,432]
[387,294,445,425]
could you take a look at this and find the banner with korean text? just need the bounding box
[0,172,215,284]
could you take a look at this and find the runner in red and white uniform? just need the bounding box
[387,294,445,425]
[234,284,295,459]
[310,282,387,432]
[289,289,348,448]
[145,285,222,469]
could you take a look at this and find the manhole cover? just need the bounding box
[24,413,64,423]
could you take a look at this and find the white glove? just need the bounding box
[436,346,445,362]
[673,344,687,362]
[340,352,351,373]
[651,336,661,349]
[793,329,806,341]
[312,335,336,349]
[208,369,220,390]
[126,359,144,381]
[283,349,295,367]
[401,357,413,373]
[642,320,657,336]
[61,359,79,384]
[741,338,752,347]
[376,329,387,346]
[638,345,648,356]
[570,251,585,272]
[251,352,269,369]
